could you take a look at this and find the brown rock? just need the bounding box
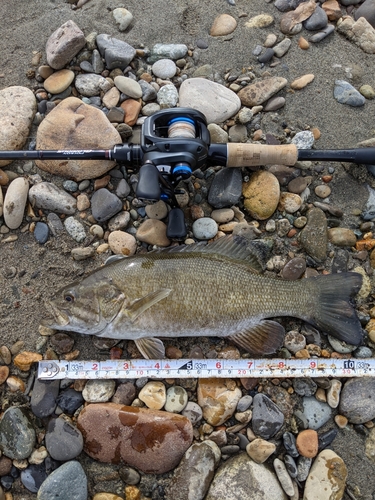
[136,219,171,247]
[290,74,315,90]
[121,99,142,126]
[298,36,310,50]
[43,69,75,94]
[0,169,9,186]
[238,77,288,107]
[0,456,12,476]
[210,14,237,36]
[77,403,193,474]
[0,366,9,385]
[280,0,317,34]
[13,351,42,371]
[327,227,357,247]
[197,378,242,426]
[322,0,342,21]
[35,97,121,181]
[242,170,280,220]
[102,87,121,109]
[296,429,318,458]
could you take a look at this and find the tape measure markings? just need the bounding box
[38,358,373,380]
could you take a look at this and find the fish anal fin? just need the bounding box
[135,338,165,359]
[230,320,285,355]
[124,288,172,323]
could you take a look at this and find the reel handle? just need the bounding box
[136,163,161,201]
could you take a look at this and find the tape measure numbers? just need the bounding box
[38,358,374,380]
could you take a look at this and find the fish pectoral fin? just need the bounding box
[124,288,172,323]
[135,338,166,359]
[230,320,285,355]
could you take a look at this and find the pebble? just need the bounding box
[206,453,287,500]
[299,207,328,261]
[64,216,86,243]
[91,188,122,222]
[211,208,235,223]
[290,74,315,90]
[197,378,242,426]
[303,450,347,500]
[334,80,366,106]
[107,231,136,255]
[30,378,60,418]
[138,381,166,409]
[149,43,188,62]
[43,69,74,94]
[164,386,188,413]
[309,23,335,42]
[297,455,312,482]
[339,378,375,423]
[46,20,86,69]
[296,429,319,458]
[82,379,116,403]
[21,463,48,493]
[284,454,298,478]
[119,466,140,485]
[28,182,77,214]
[102,86,120,108]
[327,227,357,247]
[179,78,240,123]
[210,14,237,36]
[302,397,332,430]
[77,403,193,473]
[292,130,315,149]
[45,417,83,461]
[273,38,292,57]
[246,438,276,463]
[181,401,203,425]
[114,76,142,98]
[152,59,177,79]
[192,217,218,240]
[96,34,136,70]
[283,431,299,457]
[121,99,142,126]
[136,219,170,246]
[157,83,179,107]
[274,458,295,496]
[238,77,287,106]
[145,200,168,220]
[314,184,331,198]
[166,441,220,500]
[284,330,306,352]
[0,407,36,459]
[3,177,29,229]
[242,170,280,220]
[354,0,375,28]
[208,168,242,208]
[303,5,328,30]
[108,211,131,232]
[56,388,84,414]
[36,461,88,500]
[13,350,42,371]
[293,378,317,397]
[278,192,302,213]
[113,7,133,31]
[252,393,284,439]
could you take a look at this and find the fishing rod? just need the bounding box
[1,107,374,238]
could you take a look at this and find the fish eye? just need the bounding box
[64,293,75,303]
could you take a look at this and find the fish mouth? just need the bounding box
[42,300,70,327]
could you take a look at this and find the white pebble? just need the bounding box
[3,177,29,229]
[192,217,218,240]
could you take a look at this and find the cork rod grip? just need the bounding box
[226,143,298,167]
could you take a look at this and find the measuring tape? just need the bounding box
[38,357,375,380]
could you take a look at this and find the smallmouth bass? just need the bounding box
[43,235,363,359]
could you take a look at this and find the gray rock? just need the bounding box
[179,78,241,124]
[228,124,247,142]
[96,34,136,70]
[303,6,328,31]
[339,378,375,423]
[355,0,375,28]
[298,207,327,262]
[273,38,292,57]
[157,84,179,107]
[29,182,77,215]
[297,455,312,482]
[91,188,123,222]
[293,378,317,397]
[274,0,307,12]
[208,168,242,208]
[340,0,361,4]
[34,222,50,244]
[310,24,335,43]
[283,431,299,457]
[152,59,177,79]
[148,43,188,63]
[166,441,219,500]
[334,80,366,107]
[47,212,64,236]
[138,80,157,101]
[30,379,60,418]
[75,73,109,97]
[46,21,86,70]
[252,393,284,439]
[92,49,104,74]
[108,211,131,231]
[45,418,83,461]
[192,217,218,240]
[0,407,36,460]
[207,123,228,143]
[115,179,131,198]
[206,453,287,500]
[181,402,203,425]
[258,48,275,63]
[64,216,86,243]
[302,396,332,430]
[36,461,87,500]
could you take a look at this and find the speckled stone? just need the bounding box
[303,450,347,500]
[243,170,280,220]
[298,207,327,261]
[77,403,193,474]
[0,407,36,459]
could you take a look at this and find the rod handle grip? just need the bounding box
[226,143,298,167]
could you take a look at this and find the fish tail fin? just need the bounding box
[308,272,363,345]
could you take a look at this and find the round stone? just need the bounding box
[136,219,171,247]
[152,59,177,79]
[139,381,166,410]
[315,184,331,198]
[114,76,142,98]
[44,69,74,94]
[192,217,218,240]
[82,379,116,403]
[296,429,319,458]
[64,217,86,243]
[108,231,137,256]
[164,386,189,413]
[243,171,280,220]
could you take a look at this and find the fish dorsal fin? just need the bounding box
[135,338,165,359]
[230,320,285,355]
[175,235,266,272]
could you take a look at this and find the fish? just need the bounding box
[42,235,363,359]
